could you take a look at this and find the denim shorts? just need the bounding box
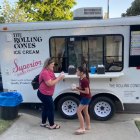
[80,97,91,105]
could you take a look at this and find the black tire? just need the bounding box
[58,96,80,119]
[89,96,115,121]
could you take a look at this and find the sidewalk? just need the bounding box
[0,112,140,140]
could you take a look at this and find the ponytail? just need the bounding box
[85,68,89,81]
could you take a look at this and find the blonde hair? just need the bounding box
[43,58,54,68]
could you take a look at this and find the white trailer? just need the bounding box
[0,16,140,121]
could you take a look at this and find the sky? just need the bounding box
[0,0,134,18]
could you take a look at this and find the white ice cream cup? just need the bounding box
[71,84,76,90]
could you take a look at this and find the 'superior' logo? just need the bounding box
[13,59,42,76]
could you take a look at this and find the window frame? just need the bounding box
[103,34,124,72]
[49,34,124,73]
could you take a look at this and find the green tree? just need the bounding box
[0,6,5,23]
[1,0,28,23]
[0,16,5,23]
[122,0,140,17]
[18,0,76,21]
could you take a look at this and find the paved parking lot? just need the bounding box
[0,110,140,140]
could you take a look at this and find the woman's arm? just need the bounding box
[45,75,64,86]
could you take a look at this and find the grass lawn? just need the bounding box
[135,121,140,132]
[0,119,13,134]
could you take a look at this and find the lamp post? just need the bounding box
[107,0,109,18]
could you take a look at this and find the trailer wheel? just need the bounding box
[58,96,79,119]
[89,97,115,121]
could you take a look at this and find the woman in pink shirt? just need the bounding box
[37,58,64,129]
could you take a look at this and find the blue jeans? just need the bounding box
[37,90,54,126]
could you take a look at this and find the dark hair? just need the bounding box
[77,66,89,81]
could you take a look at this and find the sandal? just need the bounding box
[76,127,90,130]
[40,123,47,127]
[45,124,50,128]
[75,129,85,135]
[49,124,60,130]
[85,127,91,130]
[40,123,50,128]
[86,125,91,130]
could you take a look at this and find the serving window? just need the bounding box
[50,34,123,72]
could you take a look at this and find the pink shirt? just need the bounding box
[39,68,56,96]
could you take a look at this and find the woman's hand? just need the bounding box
[45,72,65,86]
[58,73,65,80]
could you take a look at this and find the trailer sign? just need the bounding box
[13,33,42,54]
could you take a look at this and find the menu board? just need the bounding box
[129,25,140,67]
[131,31,140,55]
